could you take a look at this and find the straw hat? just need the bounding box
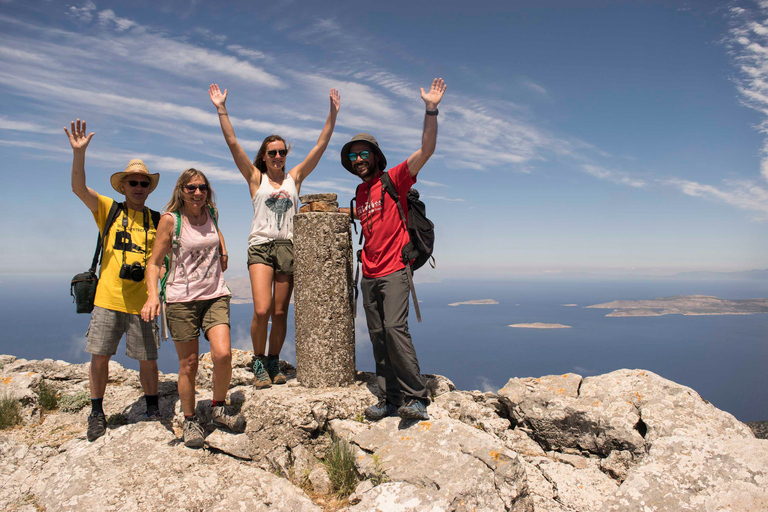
[340,133,387,175]
[110,159,160,194]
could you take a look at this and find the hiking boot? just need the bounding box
[364,399,399,421]
[182,417,205,448]
[267,355,286,385]
[252,356,272,389]
[87,411,107,442]
[398,399,429,421]
[211,405,246,433]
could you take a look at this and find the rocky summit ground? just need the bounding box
[1,351,767,511]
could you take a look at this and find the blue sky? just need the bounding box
[1,0,767,279]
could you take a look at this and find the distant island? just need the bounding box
[586,295,768,317]
[448,299,499,306]
[509,322,571,329]
[561,304,578,307]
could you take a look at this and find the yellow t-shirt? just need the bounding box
[92,194,158,314]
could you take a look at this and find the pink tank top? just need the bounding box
[165,211,230,303]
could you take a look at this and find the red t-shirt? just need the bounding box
[355,161,416,278]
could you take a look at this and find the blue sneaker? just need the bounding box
[364,399,399,421]
[398,399,429,421]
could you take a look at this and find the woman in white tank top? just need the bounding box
[208,83,340,388]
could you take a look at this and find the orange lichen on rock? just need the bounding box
[419,421,432,431]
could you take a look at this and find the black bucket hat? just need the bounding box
[340,133,387,175]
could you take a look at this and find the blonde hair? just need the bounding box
[164,168,217,213]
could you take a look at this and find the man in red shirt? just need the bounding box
[341,78,446,421]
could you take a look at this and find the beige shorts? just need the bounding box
[165,295,231,343]
[247,240,294,274]
[86,306,159,360]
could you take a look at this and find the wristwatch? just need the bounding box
[426,109,439,116]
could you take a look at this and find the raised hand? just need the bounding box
[64,119,94,152]
[420,78,447,110]
[209,83,228,109]
[329,88,340,115]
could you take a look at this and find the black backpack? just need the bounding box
[350,172,435,322]
[379,172,435,272]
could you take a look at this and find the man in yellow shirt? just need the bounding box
[65,119,162,441]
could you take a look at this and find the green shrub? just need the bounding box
[323,434,359,497]
[36,380,58,411]
[371,454,388,486]
[59,391,90,413]
[107,413,128,426]
[0,395,22,429]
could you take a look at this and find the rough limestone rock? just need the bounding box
[524,456,618,511]
[299,193,338,203]
[31,422,320,511]
[294,211,355,387]
[601,435,768,511]
[498,369,753,457]
[332,416,534,511]
[2,355,767,511]
[347,481,450,511]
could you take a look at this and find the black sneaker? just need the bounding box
[364,399,399,421]
[145,409,162,421]
[398,399,429,421]
[87,411,107,442]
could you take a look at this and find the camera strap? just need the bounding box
[119,204,150,268]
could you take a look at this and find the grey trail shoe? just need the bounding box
[364,399,399,421]
[398,399,429,421]
[182,417,205,448]
[87,411,107,442]
[211,405,246,433]
[252,356,272,389]
[267,355,286,385]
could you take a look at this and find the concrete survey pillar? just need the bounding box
[293,194,356,387]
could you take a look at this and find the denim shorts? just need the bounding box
[85,306,159,360]
[247,240,294,274]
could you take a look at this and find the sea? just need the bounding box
[2,274,766,422]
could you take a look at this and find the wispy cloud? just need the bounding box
[66,1,97,23]
[227,44,270,61]
[0,116,59,134]
[666,177,768,220]
[422,195,465,202]
[582,164,646,188]
[477,376,498,393]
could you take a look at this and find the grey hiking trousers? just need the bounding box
[361,267,428,405]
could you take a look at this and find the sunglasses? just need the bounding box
[267,149,288,158]
[184,183,209,192]
[127,180,150,188]
[348,150,371,161]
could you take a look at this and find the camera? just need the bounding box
[119,262,145,282]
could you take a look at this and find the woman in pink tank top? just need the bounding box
[208,83,340,389]
[142,169,245,448]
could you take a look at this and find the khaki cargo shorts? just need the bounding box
[247,240,294,274]
[165,295,231,343]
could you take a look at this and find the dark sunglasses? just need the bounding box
[267,149,288,158]
[127,180,150,188]
[348,150,370,161]
[184,183,209,192]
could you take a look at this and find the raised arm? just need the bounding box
[64,119,99,213]
[209,84,260,185]
[406,78,447,177]
[289,88,340,189]
[141,214,174,321]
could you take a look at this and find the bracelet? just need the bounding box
[220,254,228,258]
[218,112,228,116]
[426,109,439,116]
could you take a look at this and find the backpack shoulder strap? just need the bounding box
[380,171,408,227]
[91,201,122,274]
[207,205,219,230]
[149,208,161,230]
